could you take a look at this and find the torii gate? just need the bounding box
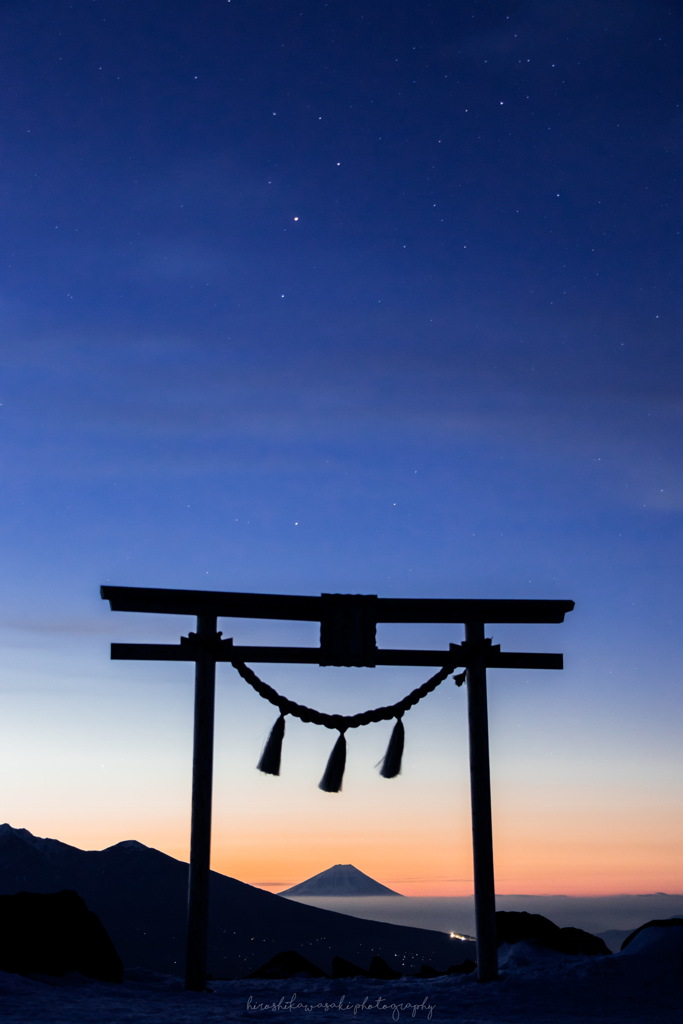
[101,586,574,989]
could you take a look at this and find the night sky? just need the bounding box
[2,1,682,896]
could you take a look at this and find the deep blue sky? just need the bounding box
[1,1,682,892]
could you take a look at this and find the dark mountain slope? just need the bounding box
[0,825,460,976]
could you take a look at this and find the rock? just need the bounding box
[367,955,401,979]
[247,950,328,978]
[557,925,610,956]
[496,911,610,957]
[0,890,123,982]
[446,959,476,975]
[330,955,368,977]
[413,963,441,977]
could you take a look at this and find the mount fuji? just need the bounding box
[279,864,404,897]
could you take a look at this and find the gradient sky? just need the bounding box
[1,0,682,897]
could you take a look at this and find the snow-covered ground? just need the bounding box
[1,925,681,1023]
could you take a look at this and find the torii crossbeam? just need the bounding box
[101,586,574,988]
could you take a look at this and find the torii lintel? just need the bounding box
[100,585,574,669]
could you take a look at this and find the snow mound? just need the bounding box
[498,940,588,971]
[620,922,683,963]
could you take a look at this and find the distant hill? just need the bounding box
[280,863,404,897]
[0,825,458,977]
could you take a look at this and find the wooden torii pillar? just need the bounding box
[101,586,574,988]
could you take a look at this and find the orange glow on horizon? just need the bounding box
[11,750,682,901]
[13,811,683,898]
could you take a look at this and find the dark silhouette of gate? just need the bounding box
[101,586,574,988]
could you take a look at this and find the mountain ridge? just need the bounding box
[0,825,458,977]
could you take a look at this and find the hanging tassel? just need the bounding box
[379,717,405,778]
[257,714,286,775]
[319,731,347,792]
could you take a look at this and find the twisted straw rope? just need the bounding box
[230,658,466,731]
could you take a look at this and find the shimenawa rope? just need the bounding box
[229,658,466,792]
